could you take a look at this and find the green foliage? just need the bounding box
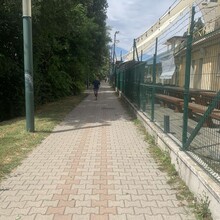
[0,0,110,121]
[0,1,24,121]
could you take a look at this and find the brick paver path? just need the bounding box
[0,83,195,220]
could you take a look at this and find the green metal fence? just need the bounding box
[115,2,220,183]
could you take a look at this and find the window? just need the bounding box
[191,60,196,75]
[193,59,203,89]
[217,53,220,76]
[199,58,203,75]
[202,0,218,5]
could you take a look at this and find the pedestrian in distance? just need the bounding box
[93,79,100,100]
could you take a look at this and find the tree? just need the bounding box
[0,0,110,121]
[0,1,24,120]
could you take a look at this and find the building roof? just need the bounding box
[165,36,187,46]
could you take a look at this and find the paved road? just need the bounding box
[0,83,195,220]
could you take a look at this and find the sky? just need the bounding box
[107,0,178,52]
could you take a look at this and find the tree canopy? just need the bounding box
[0,0,110,121]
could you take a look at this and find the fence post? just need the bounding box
[119,71,122,92]
[116,69,119,91]
[151,38,158,121]
[141,64,146,112]
[164,115,170,133]
[182,6,195,150]
[133,39,136,61]
[123,71,124,92]
[139,65,143,111]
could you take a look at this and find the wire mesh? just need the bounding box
[115,0,220,182]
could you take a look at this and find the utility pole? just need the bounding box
[112,31,119,86]
[23,0,34,132]
[112,31,119,70]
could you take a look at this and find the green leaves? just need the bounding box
[0,0,110,121]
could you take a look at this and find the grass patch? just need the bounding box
[0,94,87,181]
[133,119,213,220]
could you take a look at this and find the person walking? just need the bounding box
[93,79,100,100]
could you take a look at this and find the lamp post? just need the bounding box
[112,31,119,68]
[22,0,34,132]
[112,31,119,86]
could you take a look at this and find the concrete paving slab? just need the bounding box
[0,83,195,220]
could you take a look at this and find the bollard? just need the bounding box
[164,115,170,133]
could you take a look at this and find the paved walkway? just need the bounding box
[0,83,195,220]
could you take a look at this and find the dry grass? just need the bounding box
[0,94,87,180]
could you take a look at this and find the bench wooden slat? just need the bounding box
[187,103,220,120]
[180,102,220,127]
[155,94,183,112]
[155,94,183,103]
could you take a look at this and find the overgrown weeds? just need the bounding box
[134,119,212,220]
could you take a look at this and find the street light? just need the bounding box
[112,31,119,86]
[22,0,34,132]
[112,31,119,67]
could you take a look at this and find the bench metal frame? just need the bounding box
[184,91,220,149]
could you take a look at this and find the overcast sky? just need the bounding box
[107,0,177,51]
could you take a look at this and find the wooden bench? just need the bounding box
[180,102,220,127]
[155,94,183,112]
